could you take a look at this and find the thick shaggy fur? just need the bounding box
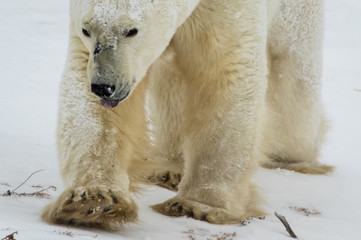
[42,0,332,229]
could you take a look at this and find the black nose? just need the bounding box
[91,84,115,98]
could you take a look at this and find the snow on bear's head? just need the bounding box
[70,0,200,108]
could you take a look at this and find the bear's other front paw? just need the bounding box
[151,196,246,224]
[42,186,137,230]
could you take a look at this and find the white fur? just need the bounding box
[42,0,332,228]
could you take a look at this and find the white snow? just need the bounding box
[1,1,361,240]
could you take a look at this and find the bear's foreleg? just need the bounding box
[42,37,148,229]
[153,0,268,223]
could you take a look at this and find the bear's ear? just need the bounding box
[82,28,91,38]
[124,28,138,38]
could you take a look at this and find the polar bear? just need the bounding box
[42,0,332,229]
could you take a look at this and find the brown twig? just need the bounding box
[1,231,18,240]
[2,170,56,198]
[275,212,297,238]
[15,186,57,198]
[9,169,44,195]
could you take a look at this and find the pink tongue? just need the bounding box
[100,99,120,108]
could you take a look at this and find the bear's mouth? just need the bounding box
[99,88,130,108]
[100,99,121,108]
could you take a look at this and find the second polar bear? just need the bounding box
[42,0,332,229]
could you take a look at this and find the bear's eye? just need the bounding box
[125,28,138,38]
[82,28,91,37]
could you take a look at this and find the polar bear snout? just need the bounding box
[91,84,115,98]
[90,83,130,108]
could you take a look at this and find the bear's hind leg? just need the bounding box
[147,171,182,191]
[263,0,333,174]
[145,46,186,190]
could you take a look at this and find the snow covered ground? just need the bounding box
[0,1,360,239]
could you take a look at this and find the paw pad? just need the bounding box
[42,187,138,229]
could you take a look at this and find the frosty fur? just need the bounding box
[42,0,332,229]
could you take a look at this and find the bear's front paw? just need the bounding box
[42,186,137,229]
[152,196,245,224]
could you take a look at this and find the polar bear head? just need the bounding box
[70,0,199,108]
